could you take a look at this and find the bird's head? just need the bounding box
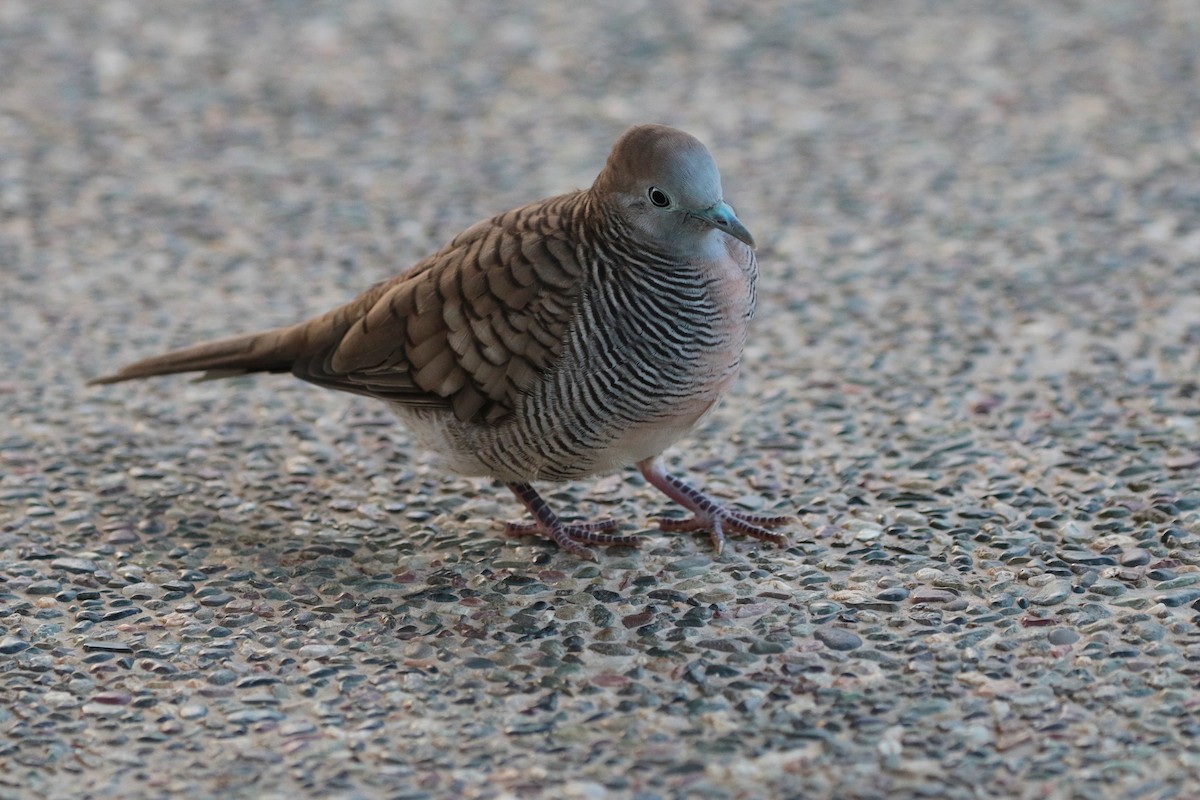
[592,124,755,253]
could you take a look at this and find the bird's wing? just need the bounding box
[296,194,586,424]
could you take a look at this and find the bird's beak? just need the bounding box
[693,201,756,250]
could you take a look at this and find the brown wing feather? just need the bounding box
[298,192,587,422]
[90,192,588,425]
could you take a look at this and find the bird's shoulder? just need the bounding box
[297,191,591,424]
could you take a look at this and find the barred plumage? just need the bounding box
[90,124,792,559]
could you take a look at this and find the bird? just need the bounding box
[90,124,793,560]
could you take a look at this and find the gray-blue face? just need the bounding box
[596,125,754,250]
[644,138,725,212]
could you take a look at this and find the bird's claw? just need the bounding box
[655,509,792,553]
[504,484,644,560]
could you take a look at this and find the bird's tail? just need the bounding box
[87,325,306,386]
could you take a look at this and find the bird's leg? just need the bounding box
[505,483,642,561]
[637,457,792,554]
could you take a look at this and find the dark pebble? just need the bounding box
[207,669,238,685]
[1057,552,1117,566]
[1155,589,1200,608]
[140,659,179,675]
[91,691,132,705]
[1047,628,1080,645]
[103,608,142,621]
[590,606,615,627]
[236,675,281,688]
[51,558,99,574]
[1120,549,1151,567]
[622,611,654,628]
[0,636,29,654]
[83,640,134,653]
[226,709,285,724]
[876,587,909,602]
[26,579,61,595]
[464,657,496,669]
[815,627,862,651]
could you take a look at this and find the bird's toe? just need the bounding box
[656,507,790,551]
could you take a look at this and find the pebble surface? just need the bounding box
[3,2,1200,798]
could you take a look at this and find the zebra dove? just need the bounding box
[90,124,793,560]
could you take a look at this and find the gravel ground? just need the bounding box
[3,2,1200,798]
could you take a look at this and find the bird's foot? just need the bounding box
[655,509,791,553]
[506,483,642,561]
[638,458,793,554]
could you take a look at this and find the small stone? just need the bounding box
[464,657,496,669]
[200,592,235,607]
[102,607,141,622]
[280,720,317,737]
[911,588,957,604]
[815,627,862,651]
[665,555,710,572]
[129,466,165,479]
[1047,628,1080,646]
[285,457,315,476]
[735,494,765,511]
[43,691,79,708]
[226,708,284,724]
[180,704,208,720]
[1155,589,1200,608]
[139,659,179,675]
[122,582,163,599]
[207,669,238,685]
[1120,549,1151,567]
[90,691,132,705]
[1058,521,1092,543]
[1155,575,1200,591]
[0,636,29,654]
[83,640,134,653]
[236,675,280,688]
[848,521,883,541]
[1028,581,1071,606]
[51,558,99,574]
[299,644,337,659]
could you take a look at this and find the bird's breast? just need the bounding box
[399,235,761,485]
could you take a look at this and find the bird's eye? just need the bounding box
[647,187,671,208]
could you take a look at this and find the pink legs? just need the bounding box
[506,482,641,561]
[637,457,792,554]
[504,458,792,559]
